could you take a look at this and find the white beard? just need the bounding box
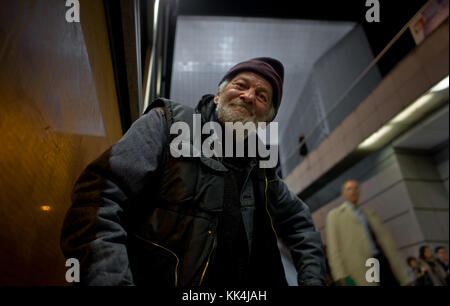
[216,95,258,126]
[215,95,260,140]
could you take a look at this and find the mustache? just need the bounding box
[227,99,255,116]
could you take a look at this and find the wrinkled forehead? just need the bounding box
[229,71,273,93]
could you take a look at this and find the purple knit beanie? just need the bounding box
[219,57,284,111]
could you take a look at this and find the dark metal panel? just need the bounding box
[104,0,132,133]
[104,0,148,131]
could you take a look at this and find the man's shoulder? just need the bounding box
[144,97,193,115]
[140,106,168,127]
[148,98,198,127]
[145,106,165,116]
[327,203,355,224]
[329,203,349,215]
[143,100,194,126]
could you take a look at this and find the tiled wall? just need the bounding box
[398,153,448,256]
[281,24,381,177]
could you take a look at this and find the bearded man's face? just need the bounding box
[214,71,274,126]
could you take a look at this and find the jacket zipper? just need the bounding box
[240,163,256,195]
[199,234,216,285]
[135,235,180,287]
[264,169,279,241]
[199,219,218,285]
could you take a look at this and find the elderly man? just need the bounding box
[326,179,412,286]
[60,57,326,286]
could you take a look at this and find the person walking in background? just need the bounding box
[299,134,308,157]
[435,246,449,272]
[326,179,413,286]
[435,246,450,285]
[406,256,428,286]
[417,246,448,286]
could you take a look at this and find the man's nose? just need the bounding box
[241,88,256,104]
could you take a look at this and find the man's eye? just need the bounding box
[259,95,268,102]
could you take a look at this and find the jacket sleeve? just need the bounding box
[365,209,414,285]
[60,108,168,285]
[325,209,347,281]
[274,179,327,286]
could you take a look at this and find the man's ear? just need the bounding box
[213,91,220,105]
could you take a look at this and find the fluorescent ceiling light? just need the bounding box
[358,75,448,150]
[431,75,449,92]
[390,93,434,123]
[358,125,393,149]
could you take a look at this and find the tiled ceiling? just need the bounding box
[170,15,356,125]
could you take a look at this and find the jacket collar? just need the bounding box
[343,201,358,211]
[195,94,218,124]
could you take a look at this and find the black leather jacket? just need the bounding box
[60,95,326,286]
